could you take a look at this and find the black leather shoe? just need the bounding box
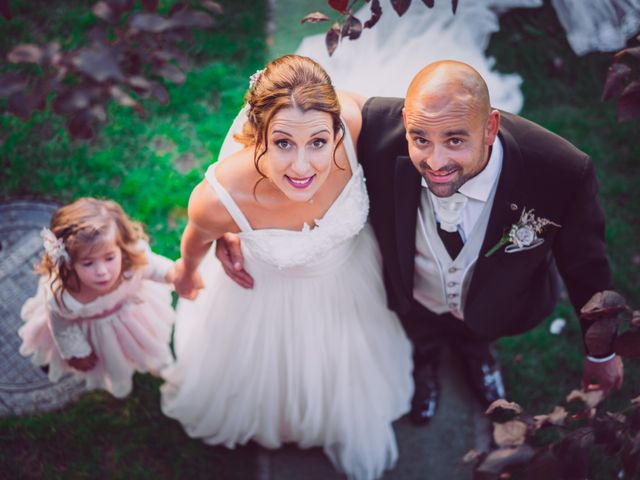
[462,349,506,408]
[409,361,439,426]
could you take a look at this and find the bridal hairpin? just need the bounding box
[249,69,265,89]
[41,227,70,265]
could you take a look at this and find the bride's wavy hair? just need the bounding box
[234,54,345,185]
[37,197,148,308]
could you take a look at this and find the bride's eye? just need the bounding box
[275,139,291,150]
[311,138,327,149]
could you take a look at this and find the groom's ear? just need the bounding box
[485,109,500,145]
[402,107,408,130]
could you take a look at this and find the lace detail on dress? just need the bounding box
[48,310,92,359]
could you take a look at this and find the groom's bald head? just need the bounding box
[402,60,500,197]
[405,60,491,119]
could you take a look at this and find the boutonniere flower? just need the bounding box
[485,208,561,257]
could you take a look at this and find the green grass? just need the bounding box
[1,0,268,477]
[1,1,639,479]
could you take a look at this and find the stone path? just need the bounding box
[0,200,86,416]
[258,348,491,480]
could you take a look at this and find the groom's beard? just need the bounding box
[420,146,488,198]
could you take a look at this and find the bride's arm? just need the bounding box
[174,180,234,299]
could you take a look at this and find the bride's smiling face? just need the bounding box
[262,107,336,202]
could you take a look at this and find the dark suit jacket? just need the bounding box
[357,97,612,341]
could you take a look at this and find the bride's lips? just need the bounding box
[285,175,315,189]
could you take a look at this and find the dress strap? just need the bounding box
[341,118,359,173]
[204,164,253,232]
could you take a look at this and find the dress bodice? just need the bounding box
[205,124,369,272]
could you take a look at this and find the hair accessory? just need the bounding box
[249,68,265,89]
[41,227,70,266]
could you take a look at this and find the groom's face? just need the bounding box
[403,94,499,198]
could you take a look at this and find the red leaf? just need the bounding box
[601,63,631,102]
[301,11,329,24]
[141,0,158,12]
[150,82,169,104]
[579,290,627,321]
[0,0,12,20]
[422,0,434,6]
[41,42,62,69]
[341,15,362,40]
[614,330,640,357]
[617,80,640,122]
[475,445,535,476]
[129,13,172,32]
[52,85,100,115]
[104,0,133,14]
[200,0,223,14]
[614,46,640,63]
[169,10,214,29]
[155,63,185,84]
[391,0,411,16]
[127,75,152,96]
[325,22,341,57]
[7,91,34,120]
[493,420,528,448]
[328,0,348,14]
[93,1,117,23]
[364,0,382,29]
[486,399,523,423]
[8,44,43,65]
[168,2,188,16]
[0,73,29,97]
[452,0,458,13]
[72,44,124,83]
[67,111,95,140]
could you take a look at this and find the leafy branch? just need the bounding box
[466,291,640,479]
[0,0,221,139]
[301,0,457,56]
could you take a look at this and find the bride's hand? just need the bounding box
[173,258,205,299]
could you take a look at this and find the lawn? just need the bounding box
[1,1,639,479]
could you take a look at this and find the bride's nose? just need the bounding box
[291,150,311,175]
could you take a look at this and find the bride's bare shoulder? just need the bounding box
[188,148,255,232]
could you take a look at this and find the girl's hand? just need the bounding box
[173,258,205,300]
[68,351,98,371]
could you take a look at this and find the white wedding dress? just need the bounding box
[161,128,413,480]
[294,0,640,109]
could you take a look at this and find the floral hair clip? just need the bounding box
[249,68,265,89]
[41,227,70,266]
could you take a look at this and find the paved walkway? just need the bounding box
[0,201,86,416]
[257,348,490,480]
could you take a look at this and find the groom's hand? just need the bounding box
[582,355,624,395]
[216,233,254,289]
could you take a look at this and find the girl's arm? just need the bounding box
[138,241,176,284]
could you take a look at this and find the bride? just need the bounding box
[162,54,413,480]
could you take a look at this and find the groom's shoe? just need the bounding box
[409,361,439,426]
[462,349,506,408]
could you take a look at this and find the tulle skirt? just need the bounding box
[161,225,413,480]
[19,280,175,398]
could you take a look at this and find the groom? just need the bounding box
[217,60,623,425]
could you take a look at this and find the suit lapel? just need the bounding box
[394,156,422,296]
[466,126,527,308]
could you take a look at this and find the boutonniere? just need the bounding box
[485,208,561,257]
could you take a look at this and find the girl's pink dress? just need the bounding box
[18,242,175,398]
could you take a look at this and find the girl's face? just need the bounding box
[262,107,336,203]
[73,232,123,299]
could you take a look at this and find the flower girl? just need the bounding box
[19,197,176,398]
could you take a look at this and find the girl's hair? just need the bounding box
[234,55,345,184]
[37,197,148,306]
